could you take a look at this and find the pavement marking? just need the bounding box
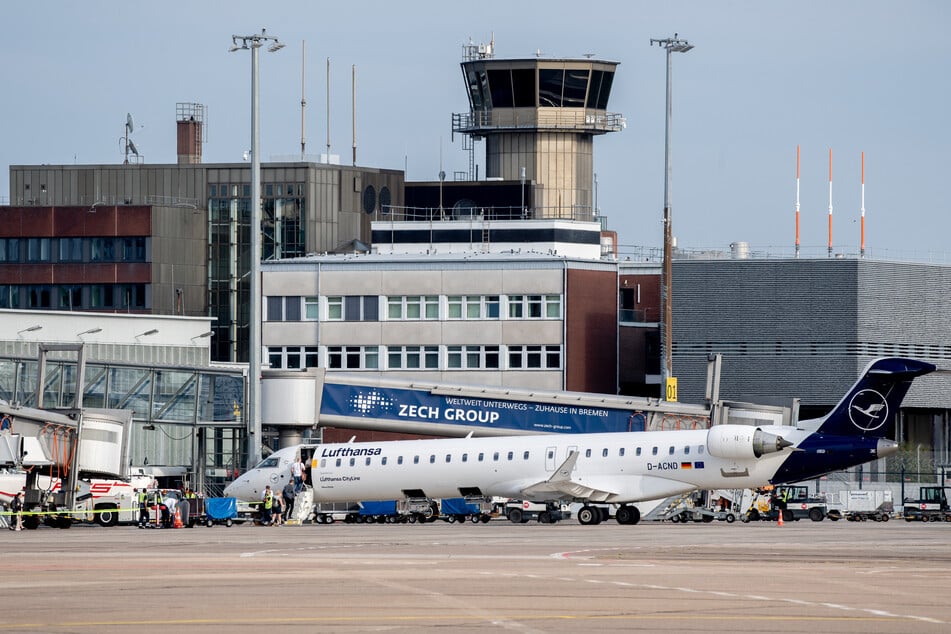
[477,568,944,624]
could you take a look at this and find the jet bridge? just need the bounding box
[262,355,796,446]
[0,344,133,528]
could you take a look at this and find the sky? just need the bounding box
[2,1,949,259]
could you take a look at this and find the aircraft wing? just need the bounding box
[519,451,618,502]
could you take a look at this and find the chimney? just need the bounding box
[176,102,206,165]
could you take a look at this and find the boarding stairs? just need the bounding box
[288,486,314,524]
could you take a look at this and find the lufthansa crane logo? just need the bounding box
[848,389,889,432]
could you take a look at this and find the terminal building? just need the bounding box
[668,257,951,459]
[7,103,402,364]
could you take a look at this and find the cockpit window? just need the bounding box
[255,457,280,469]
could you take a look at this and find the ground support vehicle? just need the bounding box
[668,506,736,523]
[743,485,834,522]
[440,497,493,523]
[903,486,951,522]
[662,490,737,523]
[342,497,494,524]
[202,497,238,527]
[836,490,892,522]
[343,498,439,524]
[505,500,570,524]
[312,501,353,524]
[141,489,196,528]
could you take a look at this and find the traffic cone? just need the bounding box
[777,509,784,527]
[173,507,183,529]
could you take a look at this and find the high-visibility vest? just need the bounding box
[138,491,147,504]
[263,492,273,510]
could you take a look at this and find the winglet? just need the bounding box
[548,450,579,483]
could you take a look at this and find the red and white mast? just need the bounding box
[827,148,834,258]
[860,151,866,259]
[795,145,801,259]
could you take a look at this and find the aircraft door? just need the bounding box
[545,447,557,472]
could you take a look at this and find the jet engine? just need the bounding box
[706,424,792,460]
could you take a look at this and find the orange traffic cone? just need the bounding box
[173,507,183,529]
[777,509,785,527]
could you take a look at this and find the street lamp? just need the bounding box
[650,33,693,397]
[231,29,284,469]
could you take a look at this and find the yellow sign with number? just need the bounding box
[665,377,678,402]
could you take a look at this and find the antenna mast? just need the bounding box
[860,151,866,258]
[123,113,140,165]
[352,64,357,166]
[795,144,800,259]
[301,41,306,161]
[326,57,331,163]
[827,148,833,258]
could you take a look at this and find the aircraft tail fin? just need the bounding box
[808,358,934,437]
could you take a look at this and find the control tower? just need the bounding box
[452,41,623,221]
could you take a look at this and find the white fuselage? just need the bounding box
[309,427,805,504]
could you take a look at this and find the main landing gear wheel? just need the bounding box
[615,505,640,525]
[577,505,602,525]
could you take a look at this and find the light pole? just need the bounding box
[650,33,692,398]
[520,166,526,217]
[230,29,284,469]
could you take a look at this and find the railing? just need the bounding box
[452,109,624,134]
[616,243,951,266]
[619,308,660,323]
[374,205,599,223]
[145,195,202,209]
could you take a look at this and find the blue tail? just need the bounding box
[810,357,935,437]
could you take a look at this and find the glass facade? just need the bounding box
[465,62,614,112]
[208,182,306,362]
[0,236,148,311]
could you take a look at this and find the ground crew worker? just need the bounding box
[261,485,274,526]
[776,487,790,510]
[8,491,23,531]
[137,488,149,528]
[150,489,164,527]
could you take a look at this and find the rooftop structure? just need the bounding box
[452,44,622,222]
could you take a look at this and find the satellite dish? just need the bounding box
[126,113,134,134]
[128,140,139,156]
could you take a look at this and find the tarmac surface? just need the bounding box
[3,517,951,632]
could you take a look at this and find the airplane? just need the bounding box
[225,357,934,525]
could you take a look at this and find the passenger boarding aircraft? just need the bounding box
[225,358,934,525]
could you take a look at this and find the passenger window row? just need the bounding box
[319,444,706,469]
